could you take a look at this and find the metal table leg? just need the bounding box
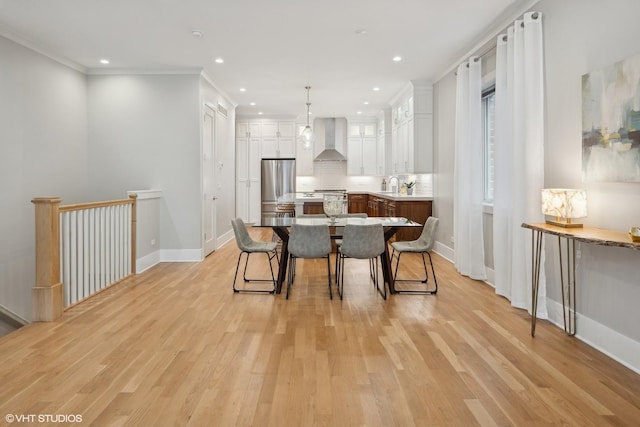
[558,236,577,336]
[531,229,543,336]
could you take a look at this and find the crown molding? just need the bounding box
[0,25,87,73]
[87,67,203,76]
[200,70,238,108]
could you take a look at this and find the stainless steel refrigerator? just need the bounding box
[261,158,296,221]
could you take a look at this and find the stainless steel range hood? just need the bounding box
[313,117,347,161]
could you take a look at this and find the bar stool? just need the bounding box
[274,203,296,218]
[272,202,296,254]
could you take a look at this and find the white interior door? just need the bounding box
[203,106,216,256]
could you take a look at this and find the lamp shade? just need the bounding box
[541,188,587,227]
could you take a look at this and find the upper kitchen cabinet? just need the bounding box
[235,121,262,224]
[261,121,296,158]
[235,118,296,223]
[295,123,314,176]
[377,108,391,175]
[347,119,378,176]
[389,80,433,174]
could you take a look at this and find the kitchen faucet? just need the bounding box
[388,175,400,193]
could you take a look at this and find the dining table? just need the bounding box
[259,216,422,296]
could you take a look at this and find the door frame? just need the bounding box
[202,104,217,256]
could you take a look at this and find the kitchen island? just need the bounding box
[278,191,433,240]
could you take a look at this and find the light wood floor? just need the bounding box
[1,227,639,426]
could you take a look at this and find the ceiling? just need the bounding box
[0,0,532,120]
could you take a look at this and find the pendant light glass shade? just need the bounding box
[300,125,314,149]
[298,86,314,150]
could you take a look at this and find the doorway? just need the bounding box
[203,105,216,256]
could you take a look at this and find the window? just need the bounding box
[482,87,495,202]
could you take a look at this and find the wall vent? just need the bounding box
[217,104,228,117]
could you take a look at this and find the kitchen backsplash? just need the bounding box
[296,161,433,195]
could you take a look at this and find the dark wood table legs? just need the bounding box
[383,226,400,294]
[272,226,290,294]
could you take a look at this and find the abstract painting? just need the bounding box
[582,52,640,182]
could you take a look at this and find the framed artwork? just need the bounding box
[582,52,640,182]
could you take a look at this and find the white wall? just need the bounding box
[0,36,89,321]
[87,74,203,258]
[433,0,640,370]
[538,0,640,344]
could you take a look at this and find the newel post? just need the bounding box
[129,193,137,275]
[31,197,63,321]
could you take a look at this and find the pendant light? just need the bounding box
[299,85,314,150]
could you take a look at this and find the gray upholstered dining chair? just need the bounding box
[333,213,369,285]
[337,223,386,300]
[286,223,333,299]
[390,216,439,294]
[231,218,278,294]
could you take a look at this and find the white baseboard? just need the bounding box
[135,232,235,272]
[546,299,640,375]
[136,249,202,272]
[136,250,161,274]
[216,229,234,249]
[484,267,495,288]
[434,240,454,263]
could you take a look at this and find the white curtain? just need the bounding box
[454,57,487,280]
[493,11,546,316]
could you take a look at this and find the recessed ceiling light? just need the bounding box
[239,88,246,92]
[99,59,110,65]
[355,29,367,35]
[258,112,263,115]
[215,58,224,64]
[373,87,380,91]
[250,102,256,106]
[357,111,362,115]
[392,56,402,62]
[363,101,369,105]
[191,30,203,38]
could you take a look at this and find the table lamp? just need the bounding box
[541,188,587,228]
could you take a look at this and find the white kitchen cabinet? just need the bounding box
[261,121,296,158]
[347,120,378,175]
[235,121,262,224]
[235,119,297,222]
[389,80,433,174]
[377,108,391,175]
[295,123,314,176]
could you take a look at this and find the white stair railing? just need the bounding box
[59,197,136,307]
[31,194,137,320]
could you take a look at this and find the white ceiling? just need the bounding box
[0,0,532,119]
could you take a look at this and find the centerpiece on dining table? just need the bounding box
[323,193,346,223]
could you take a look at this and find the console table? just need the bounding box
[521,223,640,337]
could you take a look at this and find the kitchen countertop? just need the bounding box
[347,191,433,202]
[278,191,433,203]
